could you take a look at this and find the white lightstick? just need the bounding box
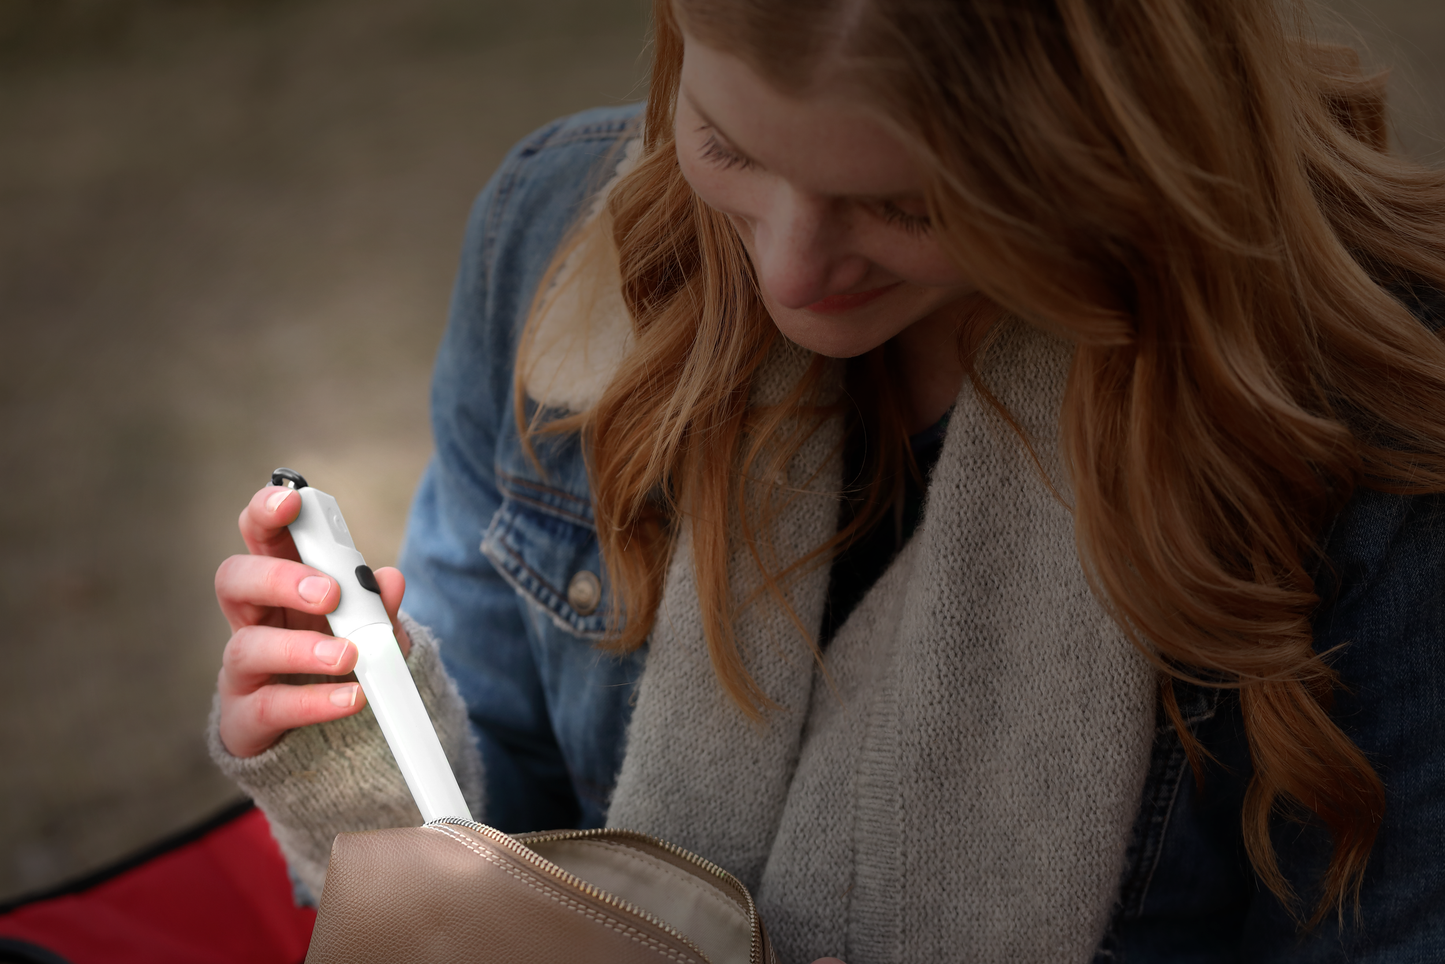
[270,467,472,824]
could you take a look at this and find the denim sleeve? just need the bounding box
[1239,489,1445,961]
[1099,488,1445,964]
[396,107,640,832]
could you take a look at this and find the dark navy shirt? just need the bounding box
[821,407,949,646]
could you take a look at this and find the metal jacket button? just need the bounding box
[566,570,602,616]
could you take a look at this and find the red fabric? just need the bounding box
[0,809,315,964]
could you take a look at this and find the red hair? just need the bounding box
[524,0,1445,922]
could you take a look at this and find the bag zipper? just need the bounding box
[521,825,766,964]
[427,817,762,964]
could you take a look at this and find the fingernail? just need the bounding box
[266,488,293,513]
[313,638,347,667]
[328,684,359,708]
[298,576,330,604]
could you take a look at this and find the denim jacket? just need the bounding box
[396,104,1445,962]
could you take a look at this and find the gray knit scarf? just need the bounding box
[607,321,1156,964]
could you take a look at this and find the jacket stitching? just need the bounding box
[496,540,568,613]
[1125,738,1189,918]
[529,123,639,152]
[491,109,640,264]
[493,540,605,637]
[519,116,642,156]
[1117,685,1221,918]
[481,516,606,641]
[499,487,596,530]
[498,467,591,510]
[497,469,595,525]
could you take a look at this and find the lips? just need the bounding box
[805,282,902,314]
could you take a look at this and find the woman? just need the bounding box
[210,0,1445,960]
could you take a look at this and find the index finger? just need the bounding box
[239,485,303,560]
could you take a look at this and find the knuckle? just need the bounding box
[252,687,282,732]
[215,554,242,590]
[280,631,308,668]
[221,637,243,675]
[261,560,291,599]
[222,625,258,672]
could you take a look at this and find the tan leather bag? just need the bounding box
[304,817,777,964]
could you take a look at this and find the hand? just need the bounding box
[214,484,412,757]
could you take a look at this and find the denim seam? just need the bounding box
[500,117,640,253]
[480,160,523,292]
[1119,686,1222,918]
[481,512,606,641]
[500,537,606,637]
[497,486,596,530]
[531,122,639,152]
[478,116,577,281]
[498,466,592,509]
[484,536,607,640]
[475,118,571,274]
[517,115,638,157]
[496,469,595,526]
[1125,738,1188,918]
[479,116,639,487]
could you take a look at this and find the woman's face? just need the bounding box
[675,35,974,359]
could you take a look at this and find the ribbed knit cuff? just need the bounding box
[206,613,484,898]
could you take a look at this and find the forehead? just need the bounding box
[679,36,923,197]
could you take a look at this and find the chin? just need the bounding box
[767,309,902,359]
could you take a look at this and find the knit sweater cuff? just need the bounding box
[206,612,484,898]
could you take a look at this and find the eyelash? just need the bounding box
[699,133,755,171]
[695,129,933,236]
[879,201,932,236]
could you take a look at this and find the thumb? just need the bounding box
[372,566,412,656]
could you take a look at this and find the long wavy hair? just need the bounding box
[520,0,1445,922]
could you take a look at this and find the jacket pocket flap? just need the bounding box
[482,497,608,639]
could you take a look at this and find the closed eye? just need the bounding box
[695,123,930,236]
[878,199,932,236]
[698,131,757,171]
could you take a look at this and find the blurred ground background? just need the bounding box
[0,0,649,903]
[0,0,1440,904]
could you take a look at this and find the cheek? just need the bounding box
[867,238,970,289]
[675,145,757,226]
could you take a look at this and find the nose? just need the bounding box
[749,189,871,310]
